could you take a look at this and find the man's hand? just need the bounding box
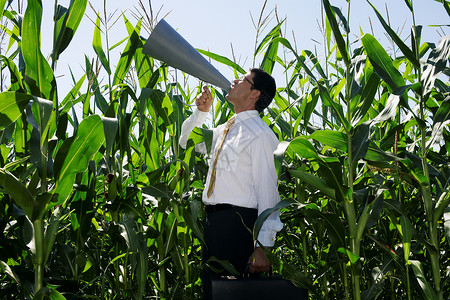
[247,247,270,273]
[196,86,213,112]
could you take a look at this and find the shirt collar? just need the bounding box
[234,110,259,125]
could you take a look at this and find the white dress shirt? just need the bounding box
[179,109,283,247]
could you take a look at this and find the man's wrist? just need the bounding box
[255,245,272,250]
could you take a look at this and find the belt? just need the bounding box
[205,204,257,213]
[205,204,235,213]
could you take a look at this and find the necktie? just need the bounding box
[207,116,235,198]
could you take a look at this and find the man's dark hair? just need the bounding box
[250,68,276,113]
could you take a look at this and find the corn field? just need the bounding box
[1,0,450,299]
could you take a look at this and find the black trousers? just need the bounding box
[202,204,258,300]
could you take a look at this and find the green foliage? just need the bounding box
[52,0,88,61]
[0,0,450,299]
[22,0,55,99]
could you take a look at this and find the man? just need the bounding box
[179,68,283,299]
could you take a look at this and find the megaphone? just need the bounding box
[143,19,231,90]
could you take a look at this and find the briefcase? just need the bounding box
[211,276,308,300]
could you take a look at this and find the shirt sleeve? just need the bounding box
[250,131,284,247]
[179,108,209,154]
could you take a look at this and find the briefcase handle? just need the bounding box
[244,264,273,277]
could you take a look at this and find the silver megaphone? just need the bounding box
[143,19,231,90]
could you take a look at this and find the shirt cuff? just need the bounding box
[192,108,209,126]
[256,229,277,247]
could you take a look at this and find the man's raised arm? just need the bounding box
[179,86,213,153]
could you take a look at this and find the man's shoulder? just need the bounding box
[242,117,278,144]
[251,117,276,135]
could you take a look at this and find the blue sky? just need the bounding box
[37,0,449,98]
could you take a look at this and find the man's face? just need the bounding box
[226,72,258,108]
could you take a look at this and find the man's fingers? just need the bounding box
[204,86,212,98]
[249,261,270,273]
[249,265,268,273]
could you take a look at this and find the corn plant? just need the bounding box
[253,1,450,300]
[1,0,450,299]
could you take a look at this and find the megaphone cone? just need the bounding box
[143,19,231,90]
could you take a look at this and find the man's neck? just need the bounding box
[234,105,256,114]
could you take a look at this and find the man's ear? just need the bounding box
[249,89,260,104]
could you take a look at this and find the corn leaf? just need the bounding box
[60,74,86,108]
[0,260,20,284]
[289,170,336,200]
[253,198,297,239]
[273,141,290,178]
[0,23,20,52]
[260,34,280,74]
[421,36,450,96]
[444,208,450,252]
[0,55,25,92]
[304,50,326,79]
[428,95,450,149]
[54,5,67,42]
[403,0,413,11]
[141,184,171,199]
[434,0,450,16]
[306,208,346,248]
[361,260,392,299]
[199,127,213,154]
[331,5,349,34]
[93,14,111,74]
[255,21,283,56]
[288,137,320,160]
[310,130,347,152]
[400,216,412,262]
[262,248,316,294]
[323,0,350,66]
[52,0,88,60]
[34,97,53,148]
[317,157,349,203]
[369,85,412,126]
[84,56,108,114]
[409,260,439,300]
[102,116,118,158]
[362,34,405,92]
[338,247,360,264]
[0,168,34,218]
[367,0,419,68]
[318,84,350,131]
[35,287,66,300]
[52,115,105,205]
[365,141,398,162]
[32,192,56,221]
[143,118,160,170]
[147,88,171,126]
[352,73,380,126]
[0,0,6,18]
[197,49,245,74]
[0,92,33,130]
[43,207,62,264]
[22,0,55,99]
[206,256,240,276]
[273,37,318,83]
[435,181,450,220]
[134,40,154,89]
[113,19,142,86]
[351,123,370,163]
[268,108,291,138]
